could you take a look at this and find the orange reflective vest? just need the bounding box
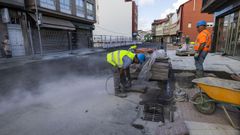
[194,29,212,52]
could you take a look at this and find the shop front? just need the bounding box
[215,10,240,59]
[206,0,240,59]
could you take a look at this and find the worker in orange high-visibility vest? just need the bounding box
[194,20,212,78]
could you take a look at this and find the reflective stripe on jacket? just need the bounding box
[194,29,212,52]
[107,50,135,68]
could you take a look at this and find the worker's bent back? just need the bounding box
[107,50,135,68]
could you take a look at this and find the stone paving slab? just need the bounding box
[168,50,240,74]
[185,121,240,135]
[174,86,240,135]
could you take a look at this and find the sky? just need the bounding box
[136,0,189,31]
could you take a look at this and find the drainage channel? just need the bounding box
[131,62,237,134]
[138,77,175,123]
[130,53,176,133]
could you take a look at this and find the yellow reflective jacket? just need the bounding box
[107,50,135,68]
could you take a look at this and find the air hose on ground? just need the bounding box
[105,75,139,105]
[105,75,114,95]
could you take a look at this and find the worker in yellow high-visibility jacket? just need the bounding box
[107,50,146,98]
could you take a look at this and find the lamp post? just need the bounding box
[34,0,43,56]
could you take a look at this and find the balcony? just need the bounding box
[201,0,228,13]
[25,0,96,23]
[0,0,24,8]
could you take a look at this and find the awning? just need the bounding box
[29,13,75,30]
[72,22,95,30]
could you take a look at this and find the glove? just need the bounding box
[194,52,199,60]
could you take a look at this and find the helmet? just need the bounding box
[196,20,207,27]
[137,53,146,64]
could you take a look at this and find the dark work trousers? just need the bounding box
[113,67,130,92]
[1,47,6,57]
[194,51,208,78]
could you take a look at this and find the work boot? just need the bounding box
[125,81,132,89]
[115,89,127,98]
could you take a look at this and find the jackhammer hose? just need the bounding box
[105,75,114,95]
[105,75,139,105]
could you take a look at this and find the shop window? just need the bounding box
[60,0,72,14]
[223,12,240,56]
[216,18,225,52]
[207,22,214,27]
[40,0,56,10]
[235,22,240,57]
[86,2,94,20]
[233,11,240,57]
[9,10,20,24]
[76,0,85,17]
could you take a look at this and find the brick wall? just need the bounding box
[181,0,214,41]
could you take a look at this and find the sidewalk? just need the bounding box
[0,48,106,70]
[168,50,240,74]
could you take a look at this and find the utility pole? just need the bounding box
[68,32,73,54]
[34,0,43,56]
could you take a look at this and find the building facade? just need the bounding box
[0,0,96,56]
[152,13,178,44]
[0,0,30,57]
[93,0,137,47]
[202,0,240,59]
[137,30,152,42]
[178,0,214,42]
[152,18,168,43]
[25,0,96,54]
[169,13,178,40]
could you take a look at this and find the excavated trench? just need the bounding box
[131,69,175,125]
[130,55,237,133]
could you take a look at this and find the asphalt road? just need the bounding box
[0,53,143,135]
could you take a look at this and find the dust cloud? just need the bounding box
[0,54,112,114]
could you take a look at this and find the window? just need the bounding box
[40,0,56,10]
[60,0,71,14]
[86,2,94,20]
[188,23,192,28]
[76,0,85,17]
[207,22,214,27]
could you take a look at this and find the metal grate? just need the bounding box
[142,103,164,122]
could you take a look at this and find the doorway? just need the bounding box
[7,24,26,56]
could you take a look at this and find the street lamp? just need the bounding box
[34,0,43,56]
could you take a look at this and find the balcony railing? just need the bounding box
[0,0,25,7]
[201,0,228,13]
[93,35,141,48]
[35,0,95,21]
